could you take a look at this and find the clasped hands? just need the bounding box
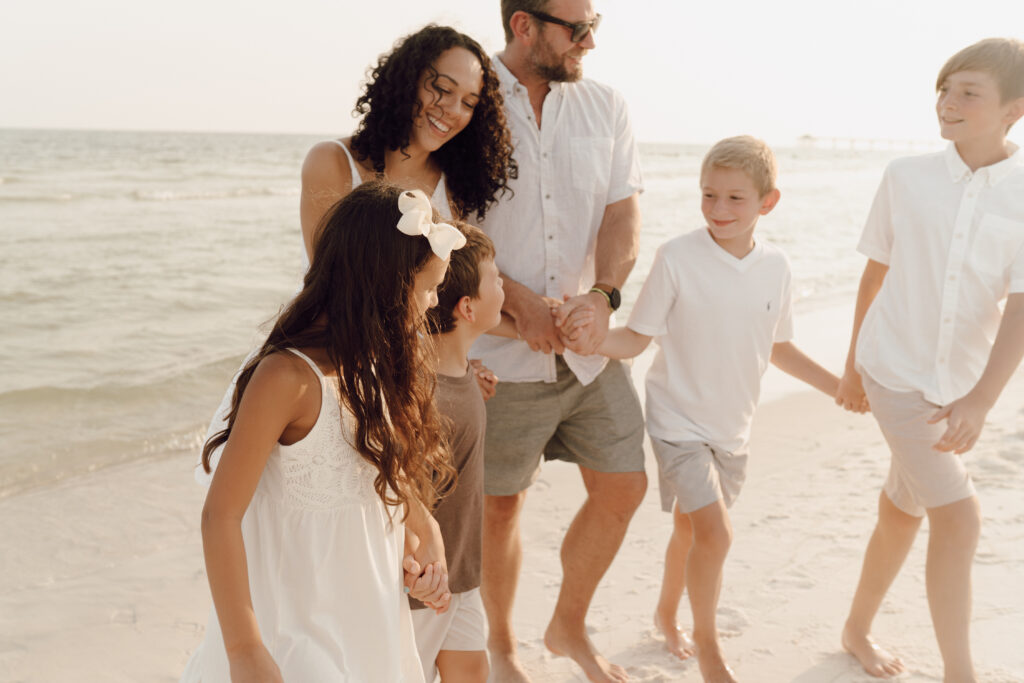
[514,291,608,356]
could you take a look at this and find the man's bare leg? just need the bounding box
[925,496,980,683]
[544,467,646,683]
[686,499,736,683]
[483,492,531,683]
[842,492,921,678]
[655,502,696,660]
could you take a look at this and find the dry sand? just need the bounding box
[2,323,1022,682]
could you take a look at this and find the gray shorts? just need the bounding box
[650,436,748,513]
[862,373,976,517]
[483,357,645,496]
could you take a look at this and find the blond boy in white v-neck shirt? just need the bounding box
[567,136,841,682]
[834,38,1024,682]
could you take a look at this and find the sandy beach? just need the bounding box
[2,314,1022,682]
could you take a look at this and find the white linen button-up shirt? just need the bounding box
[856,143,1024,406]
[470,55,644,385]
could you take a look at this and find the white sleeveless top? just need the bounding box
[298,139,453,272]
[182,349,424,683]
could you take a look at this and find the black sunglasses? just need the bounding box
[525,10,602,43]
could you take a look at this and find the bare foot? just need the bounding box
[488,648,531,683]
[693,637,738,683]
[544,619,629,683]
[653,612,696,660]
[842,625,905,678]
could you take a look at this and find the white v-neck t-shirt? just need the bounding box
[627,228,794,453]
[855,143,1024,406]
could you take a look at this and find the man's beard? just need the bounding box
[529,33,583,83]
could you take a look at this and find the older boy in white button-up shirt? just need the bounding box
[836,38,1024,682]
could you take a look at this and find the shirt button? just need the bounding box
[949,274,956,281]
[548,235,554,240]
[549,276,556,281]
[545,193,551,199]
[543,152,548,158]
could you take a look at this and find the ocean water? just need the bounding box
[0,128,914,497]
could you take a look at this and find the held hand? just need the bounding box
[835,370,870,413]
[928,392,992,454]
[469,359,498,401]
[551,296,597,348]
[557,292,610,356]
[513,293,565,355]
[403,554,452,614]
[227,642,284,683]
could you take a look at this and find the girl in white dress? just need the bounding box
[181,180,467,682]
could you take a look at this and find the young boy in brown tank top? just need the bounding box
[407,221,507,682]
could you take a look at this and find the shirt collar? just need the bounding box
[944,141,1022,186]
[493,52,567,101]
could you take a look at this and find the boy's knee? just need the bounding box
[437,652,489,683]
[930,497,981,544]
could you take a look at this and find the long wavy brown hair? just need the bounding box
[350,24,517,221]
[202,180,454,512]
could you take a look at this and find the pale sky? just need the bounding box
[2,0,1023,145]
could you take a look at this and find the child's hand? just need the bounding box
[469,358,499,401]
[835,370,870,413]
[227,641,283,683]
[403,556,452,614]
[552,298,596,348]
[928,392,992,454]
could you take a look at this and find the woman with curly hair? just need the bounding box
[300,25,516,266]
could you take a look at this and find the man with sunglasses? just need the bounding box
[471,2,645,682]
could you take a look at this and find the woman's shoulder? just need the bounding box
[302,138,357,189]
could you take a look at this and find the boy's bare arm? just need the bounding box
[771,341,841,397]
[930,292,1024,454]
[837,259,889,412]
[598,327,652,360]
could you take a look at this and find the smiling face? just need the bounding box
[700,166,780,257]
[411,47,483,154]
[936,70,1022,149]
[527,0,597,82]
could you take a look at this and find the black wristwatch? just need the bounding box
[589,284,621,311]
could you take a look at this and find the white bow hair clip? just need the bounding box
[396,189,467,260]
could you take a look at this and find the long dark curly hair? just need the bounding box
[350,25,517,221]
[202,180,454,513]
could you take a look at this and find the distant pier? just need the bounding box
[797,134,941,151]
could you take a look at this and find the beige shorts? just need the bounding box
[650,436,748,513]
[409,588,486,682]
[862,373,976,517]
[483,357,645,495]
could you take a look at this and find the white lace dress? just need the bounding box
[181,349,424,682]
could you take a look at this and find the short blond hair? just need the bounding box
[700,136,777,197]
[936,37,1024,102]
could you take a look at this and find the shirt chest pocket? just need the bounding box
[971,213,1024,279]
[569,137,613,192]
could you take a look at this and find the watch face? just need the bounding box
[609,287,621,310]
